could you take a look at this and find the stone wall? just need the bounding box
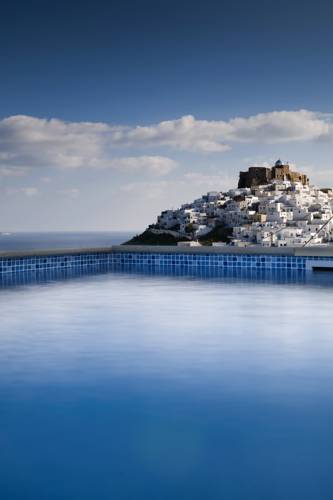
[238,163,309,188]
[238,167,272,188]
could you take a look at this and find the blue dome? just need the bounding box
[275,159,283,167]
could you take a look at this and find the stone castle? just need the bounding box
[238,160,309,188]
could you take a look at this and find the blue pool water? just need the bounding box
[1,267,333,499]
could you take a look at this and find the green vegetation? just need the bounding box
[198,224,233,245]
[123,230,187,246]
[185,223,194,234]
[123,223,232,246]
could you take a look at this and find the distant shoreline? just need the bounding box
[0,231,138,252]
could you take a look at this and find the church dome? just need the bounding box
[275,159,283,167]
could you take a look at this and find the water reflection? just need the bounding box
[1,265,333,499]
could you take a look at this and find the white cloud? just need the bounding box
[59,188,80,198]
[104,156,177,175]
[111,110,333,152]
[5,186,39,197]
[120,171,234,201]
[0,167,27,177]
[0,115,109,169]
[0,110,332,174]
[226,110,332,143]
[23,187,39,197]
[183,172,234,190]
[114,115,231,152]
[120,180,172,199]
[0,115,176,176]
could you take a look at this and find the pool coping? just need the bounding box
[1,244,333,258]
[0,247,114,258]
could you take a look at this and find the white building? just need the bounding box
[153,171,333,247]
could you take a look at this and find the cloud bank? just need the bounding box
[0,110,332,175]
[0,115,176,176]
[111,109,333,152]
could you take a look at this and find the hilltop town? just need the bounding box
[127,160,333,247]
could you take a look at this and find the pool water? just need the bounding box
[1,268,333,499]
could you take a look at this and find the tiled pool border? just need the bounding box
[1,245,333,275]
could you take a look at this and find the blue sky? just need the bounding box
[1,0,333,231]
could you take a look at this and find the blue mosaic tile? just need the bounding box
[0,250,332,275]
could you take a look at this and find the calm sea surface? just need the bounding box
[1,267,333,499]
[0,231,135,251]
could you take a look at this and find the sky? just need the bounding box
[0,0,333,232]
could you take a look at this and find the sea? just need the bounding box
[0,231,137,251]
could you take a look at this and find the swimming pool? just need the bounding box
[1,267,333,499]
